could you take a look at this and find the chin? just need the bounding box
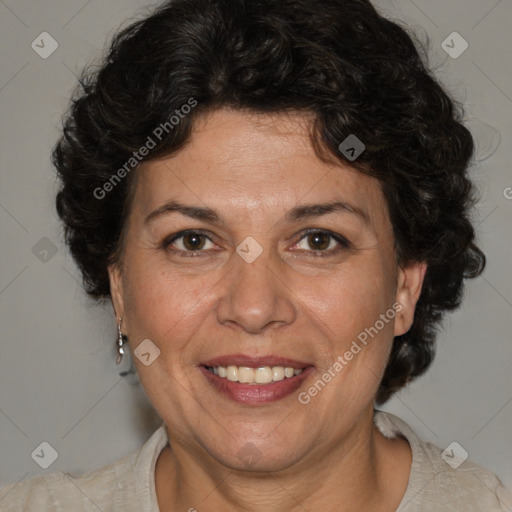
[216,445,307,473]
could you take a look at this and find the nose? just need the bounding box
[215,248,297,334]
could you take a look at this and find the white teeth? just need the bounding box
[208,365,303,384]
[284,367,294,378]
[238,366,255,383]
[255,366,273,384]
[272,366,285,381]
[226,365,238,382]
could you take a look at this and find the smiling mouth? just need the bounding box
[199,354,314,404]
[204,365,304,384]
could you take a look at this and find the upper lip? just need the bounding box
[201,354,313,369]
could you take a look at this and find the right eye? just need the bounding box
[162,230,217,256]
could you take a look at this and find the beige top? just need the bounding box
[0,411,510,511]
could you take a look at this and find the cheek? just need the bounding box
[122,255,221,355]
[310,263,396,337]
[121,262,208,407]
[305,264,397,400]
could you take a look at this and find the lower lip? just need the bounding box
[200,366,314,405]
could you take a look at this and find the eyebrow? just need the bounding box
[144,199,370,226]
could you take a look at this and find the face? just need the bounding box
[109,108,425,472]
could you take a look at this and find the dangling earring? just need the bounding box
[116,317,128,365]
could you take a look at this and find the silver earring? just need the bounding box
[116,318,128,365]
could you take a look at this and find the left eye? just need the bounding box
[293,230,349,255]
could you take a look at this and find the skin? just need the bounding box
[109,108,426,511]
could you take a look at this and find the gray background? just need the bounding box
[1,0,511,497]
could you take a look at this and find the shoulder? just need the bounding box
[0,451,134,512]
[0,424,168,512]
[374,410,512,512]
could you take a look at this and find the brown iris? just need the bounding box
[182,233,207,250]
[306,232,330,251]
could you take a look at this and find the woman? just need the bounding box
[1,0,510,510]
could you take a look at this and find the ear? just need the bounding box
[108,263,125,325]
[394,261,427,337]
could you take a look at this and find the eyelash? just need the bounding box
[161,229,350,258]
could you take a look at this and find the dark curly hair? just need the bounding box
[53,0,485,404]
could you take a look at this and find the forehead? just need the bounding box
[132,109,389,230]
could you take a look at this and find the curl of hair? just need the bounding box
[53,0,485,404]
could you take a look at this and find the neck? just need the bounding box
[155,409,411,512]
